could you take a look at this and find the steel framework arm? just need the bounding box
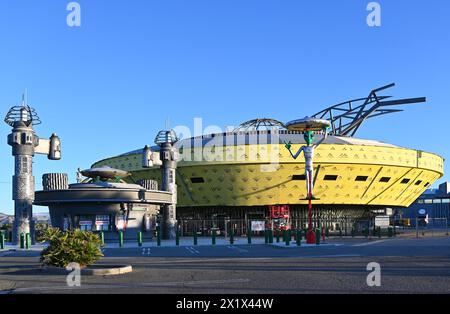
[311,83,426,137]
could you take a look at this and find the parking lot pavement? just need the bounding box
[1,255,450,294]
[3,236,450,259]
[1,236,449,294]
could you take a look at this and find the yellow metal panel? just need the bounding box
[92,143,444,208]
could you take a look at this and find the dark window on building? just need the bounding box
[355,176,368,182]
[324,175,338,181]
[190,177,205,183]
[292,175,306,180]
[401,178,410,184]
[415,180,423,186]
[380,177,391,183]
[424,182,430,187]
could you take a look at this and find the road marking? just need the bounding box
[185,246,200,254]
[303,254,362,258]
[128,254,364,265]
[227,246,249,253]
[131,257,276,264]
[0,250,15,257]
[352,240,388,247]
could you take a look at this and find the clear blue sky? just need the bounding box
[0,0,449,214]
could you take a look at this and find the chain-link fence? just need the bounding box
[176,217,397,238]
[415,217,449,238]
[178,219,262,237]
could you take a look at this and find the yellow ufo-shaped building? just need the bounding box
[92,84,444,232]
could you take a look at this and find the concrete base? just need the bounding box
[82,265,133,276]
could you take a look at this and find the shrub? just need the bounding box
[35,222,50,243]
[40,227,103,268]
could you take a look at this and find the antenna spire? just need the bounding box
[165,117,170,130]
[22,88,28,106]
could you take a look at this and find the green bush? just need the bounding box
[35,222,49,243]
[40,227,103,268]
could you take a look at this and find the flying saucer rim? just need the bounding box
[285,117,331,131]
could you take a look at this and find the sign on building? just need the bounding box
[116,215,125,230]
[375,216,390,228]
[251,221,265,232]
[95,215,109,225]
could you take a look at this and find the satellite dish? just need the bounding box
[285,116,331,132]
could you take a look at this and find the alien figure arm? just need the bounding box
[285,140,305,159]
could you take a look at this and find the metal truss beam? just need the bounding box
[311,83,426,137]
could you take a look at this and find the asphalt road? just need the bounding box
[1,237,449,294]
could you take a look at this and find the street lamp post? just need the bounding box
[284,117,330,244]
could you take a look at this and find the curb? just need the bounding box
[84,265,133,276]
[269,243,342,248]
[40,265,133,276]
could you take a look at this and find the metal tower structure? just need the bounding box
[4,93,61,245]
[311,83,426,137]
[154,130,179,239]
